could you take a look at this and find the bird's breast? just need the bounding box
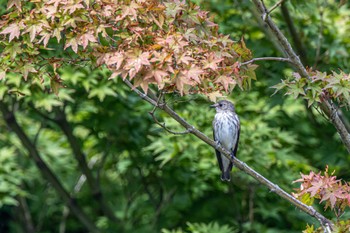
[214,112,239,151]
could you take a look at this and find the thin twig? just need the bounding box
[149,111,192,135]
[127,82,191,135]
[240,57,292,66]
[263,0,287,21]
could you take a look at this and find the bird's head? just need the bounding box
[210,100,235,113]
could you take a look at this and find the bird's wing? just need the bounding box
[213,130,224,172]
[232,126,240,157]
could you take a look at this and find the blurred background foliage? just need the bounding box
[1,0,350,232]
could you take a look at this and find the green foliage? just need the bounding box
[0,0,350,233]
[162,221,236,233]
[272,71,350,108]
[0,147,26,207]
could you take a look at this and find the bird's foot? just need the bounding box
[230,152,235,159]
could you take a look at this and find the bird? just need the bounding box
[211,100,240,181]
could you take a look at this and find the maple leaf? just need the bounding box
[7,0,21,12]
[79,32,97,49]
[117,2,141,21]
[207,91,222,102]
[20,64,37,81]
[46,0,63,8]
[52,27,64,43]
[218,35,231,47]
[177,53,194,65]
[306,178,325,197]
[320,186,346,209]
[24,24,43,42]
[42,5,58,21]
[293,171,316,184]
[64,37,78,53]
[182,65,204,84]
[39,31,51,47]
[112,69,129,81]
[128,68,137,80]
[134,75,153,94]
[1,23,21,41]
[149,12,165,28]
[50,73,64,95]
[63,3,84,14]
[145,66,168,87]
[0,70,6,80]
[215,75,236,92]
[3,42,22,60]
[105,52,124,70]
[203,53,223,71]
[175,75,186,95]
[150,51,172,64]
[164,1,184,18]
[125,50,150,73]
[63,16,82,28]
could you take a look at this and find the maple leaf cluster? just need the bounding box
[293,166,350,216]
[272,70,350,108]
[0,0,257,101]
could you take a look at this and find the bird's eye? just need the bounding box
[219,103,222,107]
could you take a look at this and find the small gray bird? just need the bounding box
[211,100,240,181]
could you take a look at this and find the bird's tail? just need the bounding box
[221,170,231,181]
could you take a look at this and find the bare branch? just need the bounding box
[240,57,292,66]
[123,79,333,231]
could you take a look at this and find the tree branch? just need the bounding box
[123,79,333,232]
[280,2,308,64]
[53,108,120,224]
[0,101,101,233]
[252,0,350,155]
[60,157,99,233]
[17,195,36,233]
[240,57,292,66]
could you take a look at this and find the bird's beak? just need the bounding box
[210,103,218,108]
